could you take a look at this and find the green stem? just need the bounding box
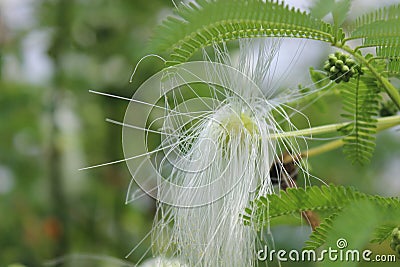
[337,44,400,109]
[282,115,399,163]
[270,114,400,139]
[302,139,343,159]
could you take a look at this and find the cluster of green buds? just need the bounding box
[390,227,400,257]
[323,52,358,83]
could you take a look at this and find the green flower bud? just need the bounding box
[392,227,400,242]
[324,63,331,71]
[342,75,350,82]
[330,66,338,73]
[335,60,344,68]
[339,54,348,62]
[328,55,337,64]
[323,52,359,83]
[392,227,399,234]
[346,59,356,67]
[391,241,397,251]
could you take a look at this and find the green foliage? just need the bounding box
[304,214,337,250]
[370,223,398,244]
[390,227,400,257]
[349,4,400,38]
[331,0,352,26]
[309,67,332,89]
[309,0,336,20]
[150,0,400,165]
[310,0,351,26]
[150,0,339,64]
[338,66,382,164]
[3,1,400,265]
[244,185,400,255]
[306,212,399,253]
[377,46,400,75]
[348,4,400,75]
[0,0,168,265]
[321,200,397,267]
[245,185,366,224]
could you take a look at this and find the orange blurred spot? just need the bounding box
[43,217,63,240]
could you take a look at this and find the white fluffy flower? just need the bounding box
[141,39,313,266]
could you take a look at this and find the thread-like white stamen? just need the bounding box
[121,39,327,267]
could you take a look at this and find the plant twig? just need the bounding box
[270,114,400,139]
[338,44,400,109]
[272,114,400,229]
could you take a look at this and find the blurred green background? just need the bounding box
[0,0,399,266]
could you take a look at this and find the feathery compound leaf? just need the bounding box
[310,0,335,20]
[245,185,367,227]
[321,201,382,267]
[349,4,400,75]
[370,223,399,244]
[338,69,382,164]
[331,0,352,26]
[304,214,338,250]
[377,46,400,75]
[350,4,400,33]
[150,0,339,64]
[310,0,351,26]
[244,185,400,255]
[322,200,400,267]
[245,185,400,228]
[305,211,400,251]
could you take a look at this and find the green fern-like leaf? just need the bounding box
[150,0,340,64]
[389,59,400,75]
[349,4,400,37]
[377,46,400,75]
[244,185,400,257]
[370,223,399,244]
[305,217,399,250]
[245,185,400,228]
[348,4,400,75]
[351,19,400,42]
[309,0,353,26]
[321,200,396,267]
[331,0,352,26]
[245,185,367,227]
[338,68,382,164]
[310,0,336,20]
[304,214,338,250]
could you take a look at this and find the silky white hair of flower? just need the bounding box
[148,38,318,267]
